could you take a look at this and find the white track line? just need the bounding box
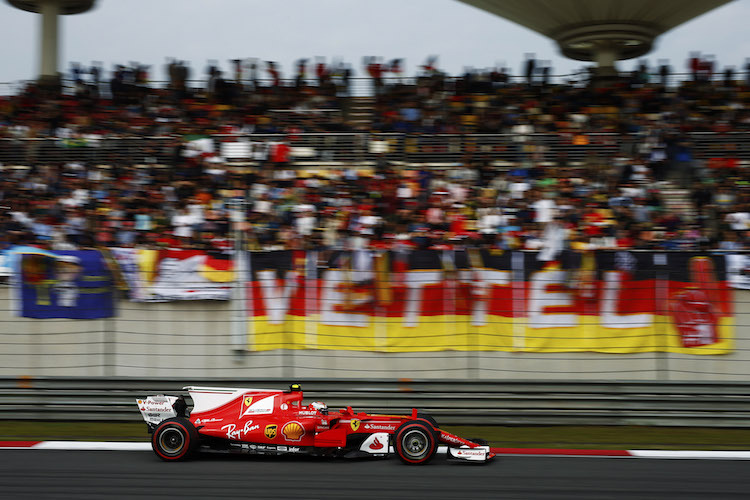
[629,450,750,460]
[2,442,750,459]
[32,442,151,451]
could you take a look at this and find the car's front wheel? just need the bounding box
[394,420,438,465]
[152,417,198,461]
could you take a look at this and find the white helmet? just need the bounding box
[310,401,328,414]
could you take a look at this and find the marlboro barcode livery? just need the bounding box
[138,384,493,465]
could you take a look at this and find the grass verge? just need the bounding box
[2,422,750,450]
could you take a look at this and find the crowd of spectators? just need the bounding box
[1,54,750,263]
[370,56,750,135]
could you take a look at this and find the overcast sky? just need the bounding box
[1,0,748,84]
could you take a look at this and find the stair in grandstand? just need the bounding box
[657,181,695,217]
[346,96,376,131]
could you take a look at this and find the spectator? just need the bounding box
[0,50,748,256]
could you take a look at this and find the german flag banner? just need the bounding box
[246,250,733,354]
[110,248,234,301]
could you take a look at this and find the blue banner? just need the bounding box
[14,248,115,319]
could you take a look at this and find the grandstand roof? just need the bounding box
[7,0,94,15]
[457,0,732,62]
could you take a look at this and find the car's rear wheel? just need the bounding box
[152,417,198,461]
[394,421,438,465]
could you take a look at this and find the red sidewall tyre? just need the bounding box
[416,413,438,428]
[394,421,438,465]
[152,418,198,461]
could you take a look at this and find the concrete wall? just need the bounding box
[1,285,748,380]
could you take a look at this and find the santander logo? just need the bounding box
[369,437,385,450]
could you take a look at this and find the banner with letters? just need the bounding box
[12,247,115,319]
[725,253,750,289]
[110,248,234,302]
[245,250,733,355]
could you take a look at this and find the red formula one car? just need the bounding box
[137,384,493,465]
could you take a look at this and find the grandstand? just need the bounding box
[0,63,748,255]
[0,6,747,416]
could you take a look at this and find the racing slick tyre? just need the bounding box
[416,412,438,427]
[394,420,439,465]
[152,417,199,461]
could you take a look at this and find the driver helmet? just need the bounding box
[310,401,328,414]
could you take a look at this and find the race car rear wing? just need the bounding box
[136,395,180,429]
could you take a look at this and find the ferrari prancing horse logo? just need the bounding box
[265,424,277,439]
[350,419,360,431]
[239,396,254,418]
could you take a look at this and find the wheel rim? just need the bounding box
[401,429,430,459]
[159,427,186,455]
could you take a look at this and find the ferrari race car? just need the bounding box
[137,384,493,465]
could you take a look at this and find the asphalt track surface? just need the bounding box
[1,450,748,500]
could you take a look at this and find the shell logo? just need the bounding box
[281,421,305,441]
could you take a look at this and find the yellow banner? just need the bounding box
[249,314,733,354]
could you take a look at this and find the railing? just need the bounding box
[2,377,749,427]
[1,131,749,167]
[2,71,748,97]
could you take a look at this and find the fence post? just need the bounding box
[654,253,669,380]
[231,200,248,353]
[512,251,526,352]
[467,248,482,381]
[103,288,115,377]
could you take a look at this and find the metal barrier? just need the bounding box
[1,131,749,167]
[2,71,748,97]
[1,377,749,427]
